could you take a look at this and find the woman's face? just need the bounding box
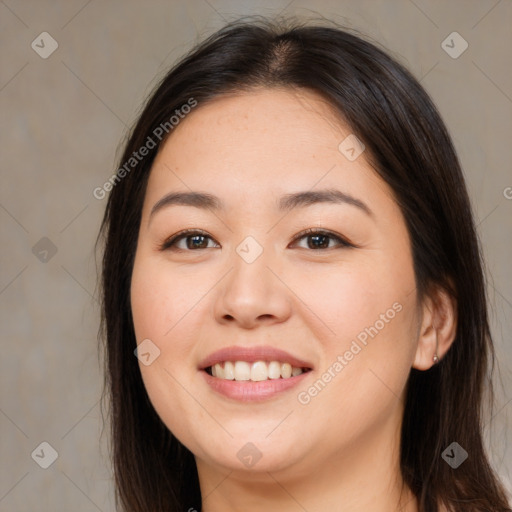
[130,88,421,477]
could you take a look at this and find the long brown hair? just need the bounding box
[97,16,511,511]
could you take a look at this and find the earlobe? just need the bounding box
[412,285,457,371]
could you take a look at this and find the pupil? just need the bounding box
[310,235,328,249]
[188,235,207,249]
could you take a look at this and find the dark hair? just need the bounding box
[97,16,510,512]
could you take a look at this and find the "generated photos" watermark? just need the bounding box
[298,301,403,405]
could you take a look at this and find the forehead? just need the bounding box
[159,87,348,163]
[144,88,393,212]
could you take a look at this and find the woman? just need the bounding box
[97,17,511,512]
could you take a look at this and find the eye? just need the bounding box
[290,228,354,250]
[160,229,219,251]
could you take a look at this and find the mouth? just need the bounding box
[198,346,313,401]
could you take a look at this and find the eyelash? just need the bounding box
[159,227,355,252]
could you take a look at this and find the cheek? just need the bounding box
[130,256,202,401]
[291,252,417,425]
[285,252,416,350]
[130,255,210,345]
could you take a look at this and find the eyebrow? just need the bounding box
[149,188,373,221]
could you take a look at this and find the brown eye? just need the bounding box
[161,230,219,251]
[291,229,354,250]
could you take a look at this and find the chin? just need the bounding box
[191,431,315,476]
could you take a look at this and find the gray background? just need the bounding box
[1,1,511,510]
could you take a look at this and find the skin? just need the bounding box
[130,88,456,512]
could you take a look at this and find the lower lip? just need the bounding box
[201,370,311,402]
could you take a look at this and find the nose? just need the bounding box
[214,246,292,329]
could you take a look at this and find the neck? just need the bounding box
[196,408,418,512]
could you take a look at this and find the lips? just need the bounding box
[198,345,314,401]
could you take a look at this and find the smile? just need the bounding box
[199,345,314,401]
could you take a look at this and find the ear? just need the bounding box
[413,283,457,370]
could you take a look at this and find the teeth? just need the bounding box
[268,361,281,379]
[281,363,292,379]
[234,361,251,381]
[208,361,306,381]
[250,361,268,381]
[291,366,303,376]
[223,361,235,380]
[213,363,224,379]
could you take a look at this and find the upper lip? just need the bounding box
[198,345,314,370]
